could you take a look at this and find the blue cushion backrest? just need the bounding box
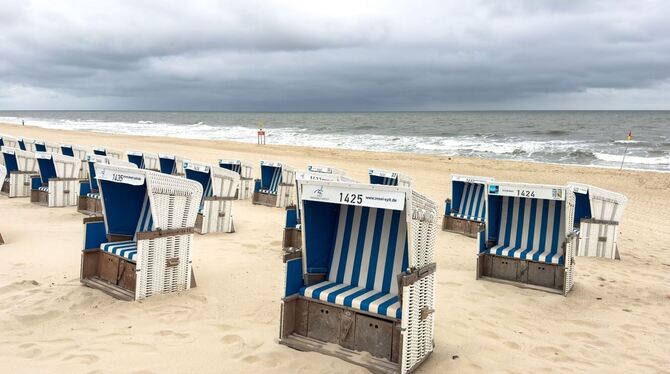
[3,152,19,173]
[454,182,486,220]
[94,149,106,156]
[35,143,46,152]
[494,196,566,263]
[370,175,397,186]
[18,140,26,151]
[574,192,591,228]
[261,165,282,192]
[159,158,176,175]
[185,168,212,208]
[219,163,241,175]
[61,146,75,157]
[327,205,409,295]
[99,179,152,237]
[128,154,144,169]
[88,161,99,190]
[37,157,57,185]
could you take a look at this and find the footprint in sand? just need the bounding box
[63,353,100,364]
[221,334,244,345]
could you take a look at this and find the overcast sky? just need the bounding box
[0,0,668,111]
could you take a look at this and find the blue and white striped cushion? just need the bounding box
[134,194,153,236]
[302,281,401,319]
[489,196,566,265]
[38,186,49,192]
[266,167,281,194]
[101,241,138,262]
[86,192,100,200]
[450,182,486,222]
[300,205,408,319]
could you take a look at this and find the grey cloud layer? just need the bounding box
[0,0,669,110]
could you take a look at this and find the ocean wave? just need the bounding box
[594,152,670,165]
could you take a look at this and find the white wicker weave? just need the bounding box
[185,161,240,234]
[0,164,6,188]
[0,134,19,149]
[369,168,413,188]
[218,159,254,199]
[93,146,123,159]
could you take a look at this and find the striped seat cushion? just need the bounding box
[301,281,401,319]
[86,192,100,200]
[101,241,138,262]
[489,197,566,265]
[38,186,49,192]
[451,182,486,222]
[300,205,408,319]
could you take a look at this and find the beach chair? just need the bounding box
[1,146,39,197]
[33,140,61,153]
[80,164,202,300]
[159,153,185,175]
[0,165,5,244]
[279,180,437,373]
[17,137,36,152]
[218,159,254,199]
[369,168,412,187]
[283,165,357,250]
[127,151,160,171]
[78,155,138,215]
[477,182,581,295]
[442,175,494,238]
[184,161,240,234]
[30,152,81,207]
[0,134,19,149]
[61,144,91,178]
[252,161,296,208]
[569,183,627,260]
[92,146,123,159]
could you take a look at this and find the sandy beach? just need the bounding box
[0,122,669,374]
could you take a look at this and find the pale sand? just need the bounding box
[0,123,669,374]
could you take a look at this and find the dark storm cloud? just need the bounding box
[0,0,669,110]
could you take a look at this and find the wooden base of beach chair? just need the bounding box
[476,253,565,294]
[280,297,404,373]
[195,198,235,234]
[441,215,482,238]
[80,249,137,300]
[30,189,49,206]
[282,227,302,249]
[252,191,278,207]
[77,196,103,216]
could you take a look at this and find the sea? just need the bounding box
[1,111,668,172]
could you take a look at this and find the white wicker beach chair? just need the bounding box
[61,144,92,179]
[252,160,296,208]
[33,140,61,154]
[17,137,36,152]
[218,159,254,200]
[184,161,240,234]
[1,146,39,197]
[0,164,5,244]
[80,164,202,300]
[369,168,413,187]
[280,180,437,373]
[478,182,582,295]
[92,146,123,159]
[78,155,138,215]
[569,183,627,260]
[127,151,160,171]
[442,175,494,238]
[0,134,19,150]
[30,152,81,207]
[159,153,185,175]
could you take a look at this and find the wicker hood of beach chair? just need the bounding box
[126,150,161,172]
[184,160,240,234]
[0,164,5,244]
[159,153,185,176]
[569,182,628,260]
[218,159,254,200]
[92,146,123,159]
[80,164,202,301]
[60,144,92,179]
[369,168,413,188]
